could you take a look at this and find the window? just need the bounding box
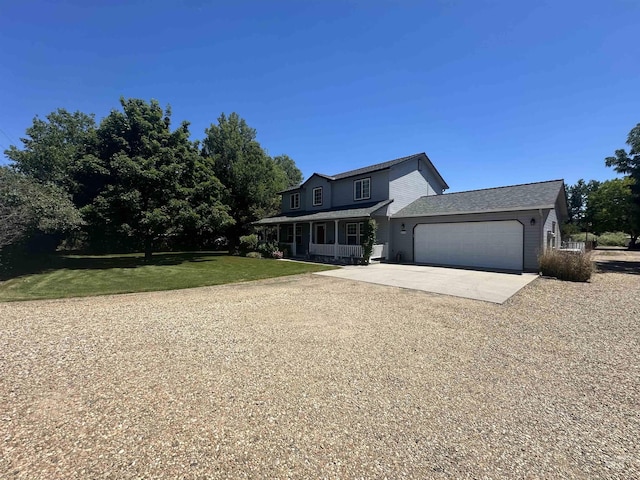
[346,222,364,245]
[313,187,323,206]
[354,178,371,201]
[290,192,300,209]
[286,225,302,244]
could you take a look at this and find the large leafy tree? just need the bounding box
[606,122,640,246]
[0,167,83,256]
[202,113,289,242]
[565,179,600,230]
[273,154,303,187]
[606,123,640,193]
[85,98,232,259]
[587,178,640,245]
[4,109,97,194]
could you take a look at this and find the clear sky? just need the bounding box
[1,0,638,192]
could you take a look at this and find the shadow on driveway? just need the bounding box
[595,260,640,275]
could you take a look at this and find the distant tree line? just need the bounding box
[1,98,303,261]
[564,122,640,248]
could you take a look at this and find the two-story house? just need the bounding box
[255,152,567,272]
[255,153,448,261]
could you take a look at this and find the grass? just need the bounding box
[0,252,336,302]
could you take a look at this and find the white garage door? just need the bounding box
[414,221,523,271]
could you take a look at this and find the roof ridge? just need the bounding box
[440,179,564,196]
[328,152,424,178]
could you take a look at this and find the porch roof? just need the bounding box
[254,199,392,225]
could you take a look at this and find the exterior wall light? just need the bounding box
[530,218,536,226]
[400,223,406,234]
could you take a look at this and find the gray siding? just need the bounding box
[390,209,549,272]
[280,188,306,213]
[331,169,389,207]
[372,215,390,244]
[388,158,442,214]
[543,209,560,250]
[303,175,332,211]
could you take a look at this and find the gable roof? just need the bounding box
[279,152,449,193]
[328,153,420,179]
[395,180,567,218]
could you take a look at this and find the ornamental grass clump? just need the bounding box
[539,249,594,282]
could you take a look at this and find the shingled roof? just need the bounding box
[395,180,567,218]
[254,200,392,225]
[280,152,449,193]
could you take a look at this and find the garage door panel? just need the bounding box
[415,221,523,271]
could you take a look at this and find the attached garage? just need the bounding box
[414,221,524,271]
[391,180,569,272]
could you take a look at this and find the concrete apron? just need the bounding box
[314,263,538,304]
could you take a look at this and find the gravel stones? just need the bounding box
[1,268,638,479]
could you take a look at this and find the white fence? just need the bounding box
[371,243,388,259]
[308,243,387,260]
[560,241,586,252]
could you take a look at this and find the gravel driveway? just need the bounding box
[1,258,639,478]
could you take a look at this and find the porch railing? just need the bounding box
[337,244,363,258]
[309,243,335,256]
[308,242,387,259]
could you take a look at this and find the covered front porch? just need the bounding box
[270,219,388,261]
[254,200,392,262]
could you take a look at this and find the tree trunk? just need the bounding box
[144,237,153,262]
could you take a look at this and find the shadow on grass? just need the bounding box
[0,251,228,281]
[595,260,640,275]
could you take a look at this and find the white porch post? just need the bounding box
[309,222,313,255]
[292,223,297,257]
[334,219,339,259]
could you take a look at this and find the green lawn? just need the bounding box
[0,252,336,302]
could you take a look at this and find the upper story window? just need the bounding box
[354,177,371,201]
[290,192,300,209]
[313,187,323,206]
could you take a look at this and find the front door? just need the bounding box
[315,224,326,244]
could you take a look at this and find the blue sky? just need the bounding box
[1,0,638,192]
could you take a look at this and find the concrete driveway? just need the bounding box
[315,263,538,303]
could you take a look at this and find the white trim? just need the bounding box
[290,192,300,209]
[354,177,371,201]
[312,187,323,206]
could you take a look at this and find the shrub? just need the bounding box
[278,243,289,257]
[257,240,279,258]
[239,234,259,255]
[245,251,262,259]
[539,250,594,282]
[597,231,629,247]
[361,219,377,265]
[568,232,598,243]
[271,250,284,259]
